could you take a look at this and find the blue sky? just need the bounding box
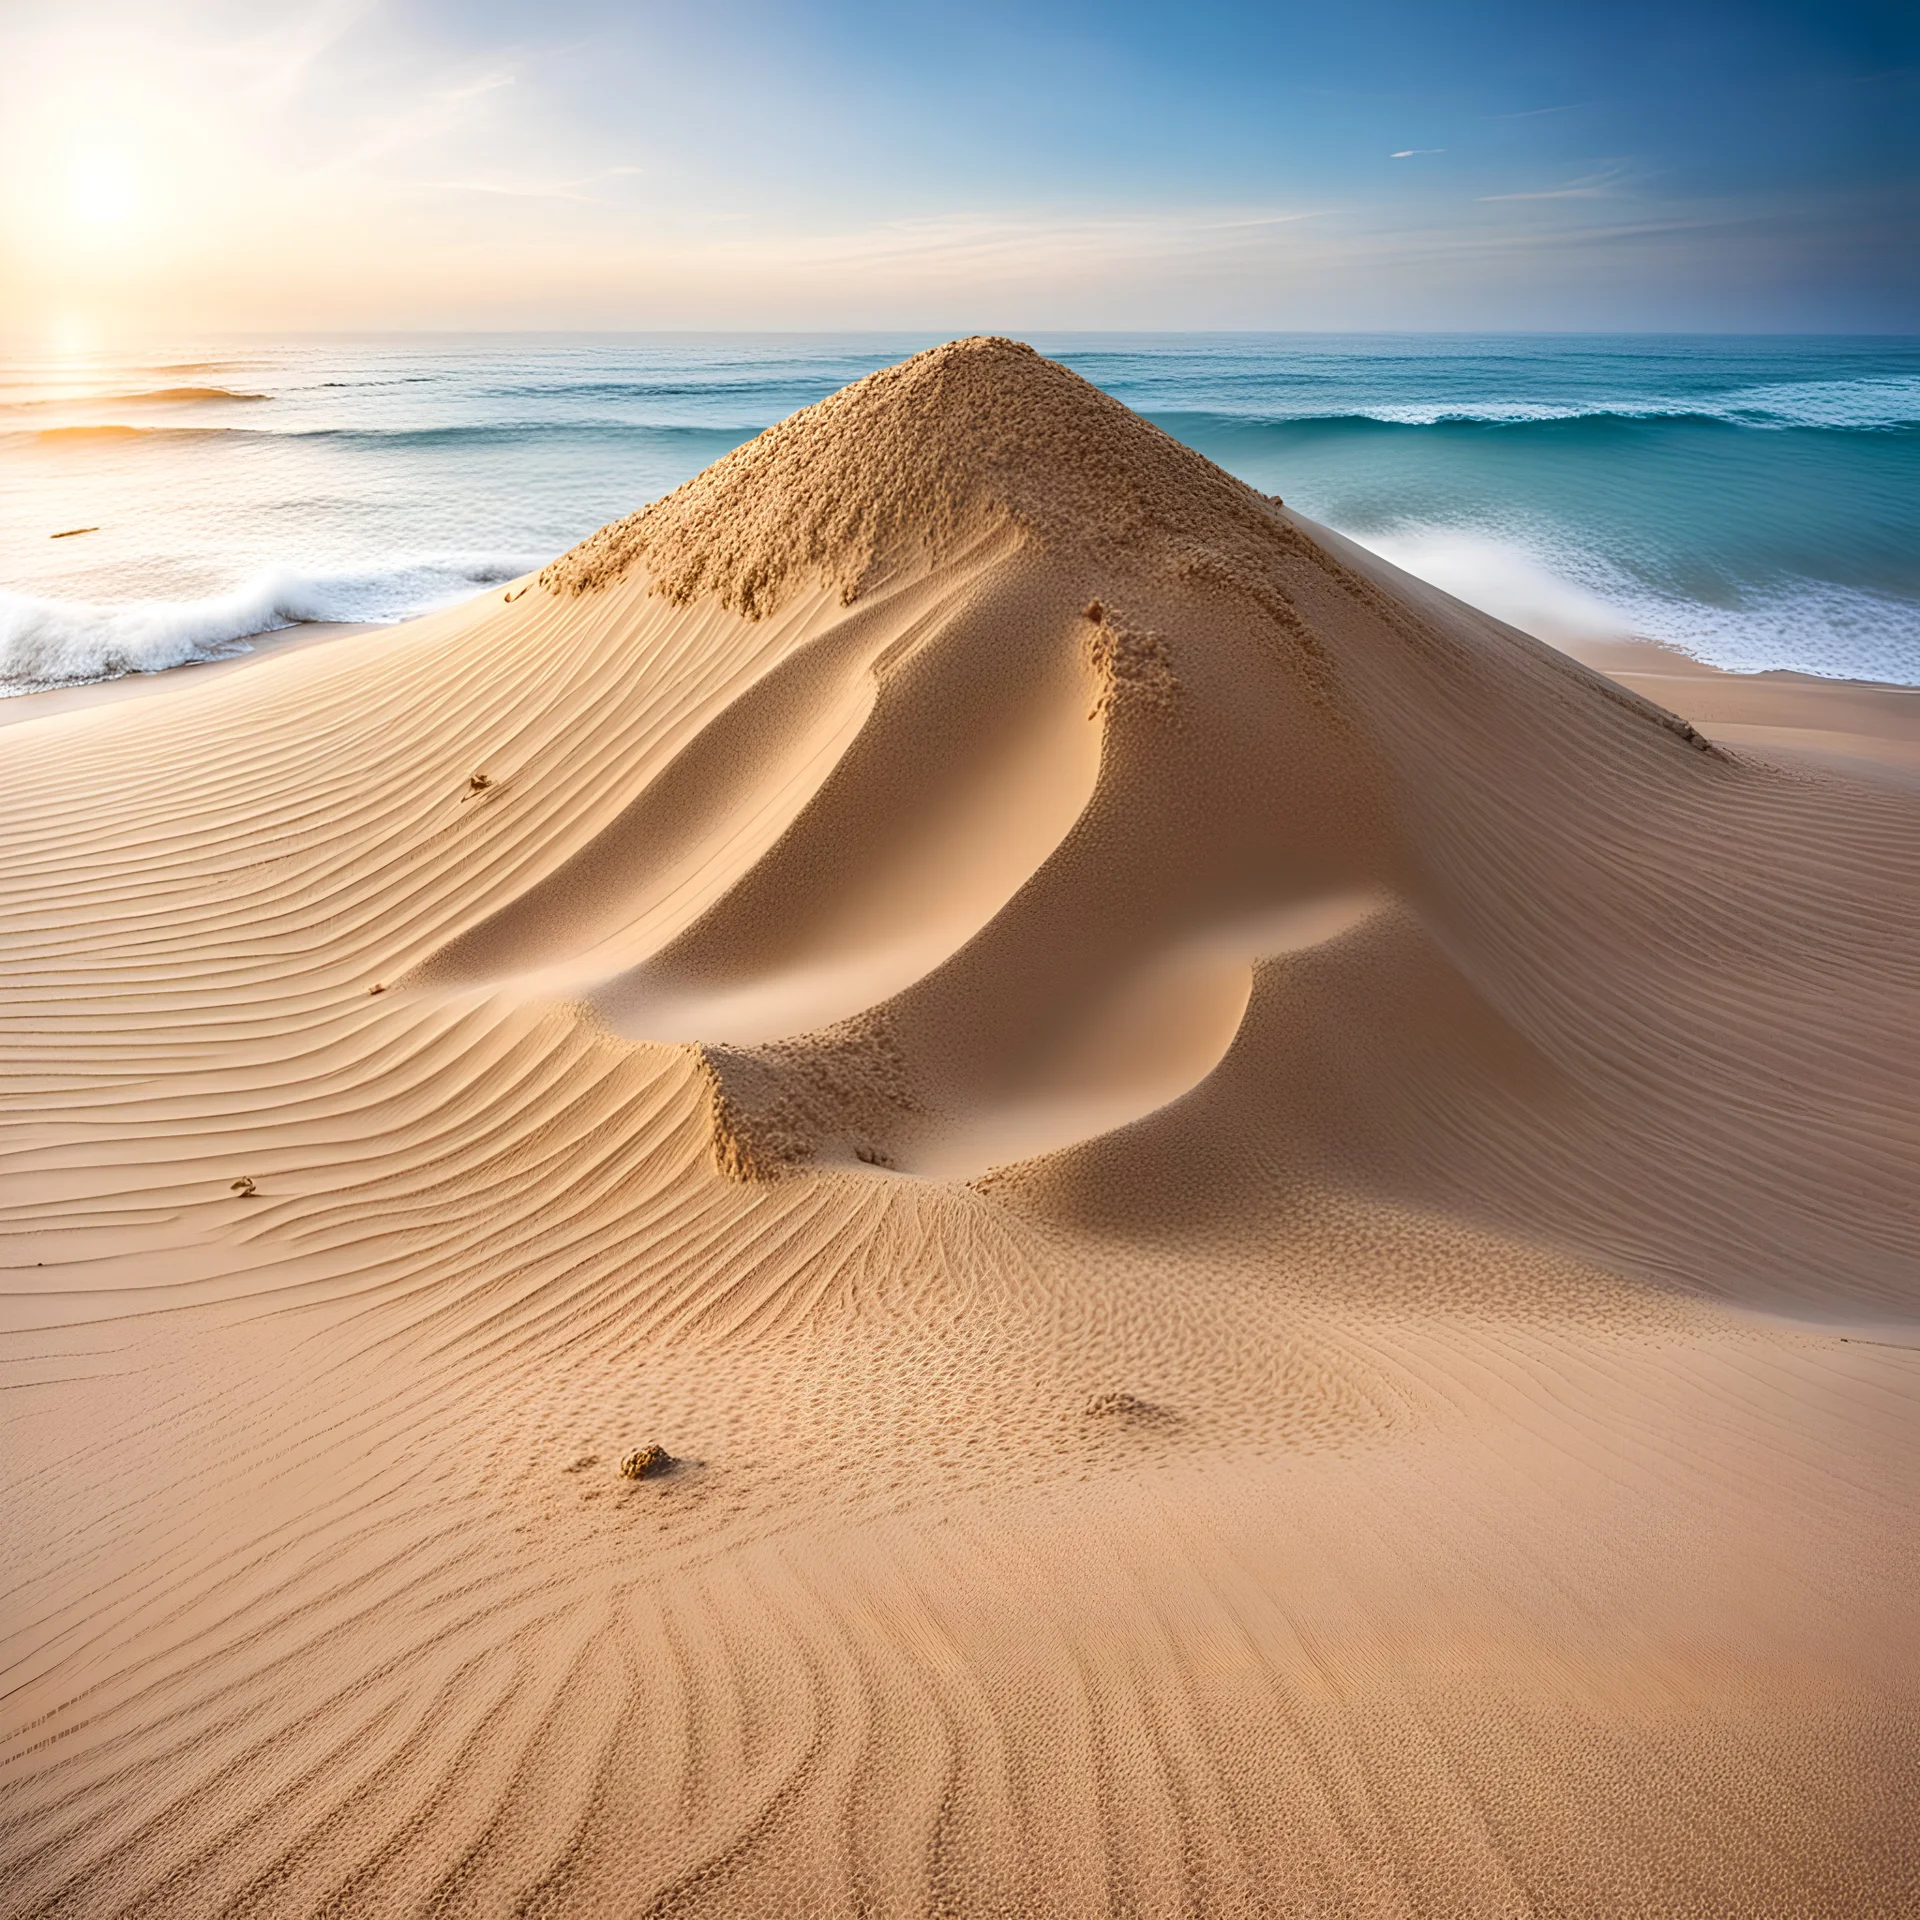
[2,0,1913,332]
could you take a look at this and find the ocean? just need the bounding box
[3,332,1916,695]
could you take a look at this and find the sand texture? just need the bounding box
[3,339,1918,1917]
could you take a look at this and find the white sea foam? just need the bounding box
[1612,578,1920,684]
[0,554,542,696]
[1350,525,1920,686]
[1351,528,1632,646]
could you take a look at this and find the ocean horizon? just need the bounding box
[4,329,1917,695]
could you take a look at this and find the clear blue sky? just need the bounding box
[3,0,1913,332]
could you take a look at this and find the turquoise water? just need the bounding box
[2,333,1915,692]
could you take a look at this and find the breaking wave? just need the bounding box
[0,554,541,696]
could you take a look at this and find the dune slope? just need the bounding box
[2,339,1917,1918]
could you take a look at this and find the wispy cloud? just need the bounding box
[438,165,643,203]
[1479,163,1632,202]
[316,64,523,176]
[434,72,519,106]
[217,0,386,109]
[657,205,1334,284]
[1480,184,1609,201]
[1390,149,1445,158]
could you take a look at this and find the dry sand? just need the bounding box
[2,339,1916,1917]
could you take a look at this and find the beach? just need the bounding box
[2,338,1916,1916]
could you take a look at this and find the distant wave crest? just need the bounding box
[1357,376,1920,430]
[6,420,762,448]
[15,374,1915,448]
[0,387,265,413]
[0,554,541,696]
[1157,375,1920,433]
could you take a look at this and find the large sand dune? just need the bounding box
[3,339,1917,1916]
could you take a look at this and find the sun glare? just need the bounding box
[64,148,142,234]
[46,316,100,359]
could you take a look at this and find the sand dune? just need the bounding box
[3,339,1917,1917]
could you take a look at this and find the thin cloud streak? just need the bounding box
[1479,163,1634,202]
[437,164,644,203]
[680,206,1335,279]
[318,66,525,177]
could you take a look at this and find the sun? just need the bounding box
[64,147,143,234]
[46,315,100,359]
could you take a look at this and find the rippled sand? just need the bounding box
[4,341,1916,1917]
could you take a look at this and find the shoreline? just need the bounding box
[1560,632,1920,781]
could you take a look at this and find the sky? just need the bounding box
[0,0,1913,337]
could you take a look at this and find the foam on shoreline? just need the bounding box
[0,553,539,694]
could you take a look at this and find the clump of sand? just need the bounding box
[700,1008,922,1180]
[1081,600,1182,722]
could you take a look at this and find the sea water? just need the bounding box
[2,332,1915,695]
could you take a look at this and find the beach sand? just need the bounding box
[2,339,1915,1917]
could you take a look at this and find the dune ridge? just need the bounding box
[2,338,1917,1917]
